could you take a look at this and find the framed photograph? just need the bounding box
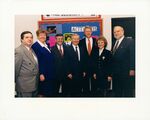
[47,26,56,34]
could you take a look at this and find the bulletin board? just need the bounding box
[38,15,103,47]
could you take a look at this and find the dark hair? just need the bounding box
[97,36,108,48]
[20,31,33,40]
[36,29,47,37]
[55,33,63,37]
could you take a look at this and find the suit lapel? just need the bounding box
[83,38,87,51]
[99,49,107,61]
[71,45,76,55]
[21,44,37,65]
[31,48,38,66]
[87,37,95,55]
[91,37,95,52]
[115,38,126,53]
[54,45,63,57]
[71,45,78,60]
[100,49,105,57]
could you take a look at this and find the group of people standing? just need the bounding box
[15,26,135,97]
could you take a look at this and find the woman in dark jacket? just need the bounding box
[32,29,55,97]
[93,36,112,97]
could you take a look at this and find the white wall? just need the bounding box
[15,15,134,50]
[15,15,41,48]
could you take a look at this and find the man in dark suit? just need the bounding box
[15,31,39,97]
[112,26,135,97]
[51,33,68,96]
[79,26,97,96]
[93,36,112,97]
[66,34,85,97]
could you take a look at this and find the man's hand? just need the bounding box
[67,74,72,79]
[107,76,112,82]
[40,74,45,81]
[83,72,86,77]
[129,70,135,76]
[93,74,96,80]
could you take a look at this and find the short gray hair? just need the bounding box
[71,33,80,39]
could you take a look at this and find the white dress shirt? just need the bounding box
[99,48,104,56]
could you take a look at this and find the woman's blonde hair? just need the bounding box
[97,36,108,48]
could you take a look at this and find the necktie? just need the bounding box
[112,40,119,54]
[75,46,79,61]
[88,38,92,55]
[59,45,63,56]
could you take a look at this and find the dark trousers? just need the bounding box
[38,80,55,97]
[53,78,64,97]
[63,76,82,97]
[91,78,110,97]
[113,74,135,97]
[82,75,91,96]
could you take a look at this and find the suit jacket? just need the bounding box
[112,37,135,75]
[66,45,85,79]
[93,48,112,77]
[32,41,55,80]
[79,37,97,75]
[15,44,39,92]
[51,44,68,80]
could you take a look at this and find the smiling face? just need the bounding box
[71,34,80,46]
[37,33,47,43]
[56,36,64,46]
[97,40,105,49]
[22,33,33,47]
[113,26,124,40]
[84,27,92,38]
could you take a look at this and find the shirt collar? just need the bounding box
[99,47,104,52]
[86,37,92,41]
[57,44,63,48]
[24,45,30,51]
[118,35,124,43]
[37,40,47,47]
[72,44,79,49]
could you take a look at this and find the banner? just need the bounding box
[39,20,102,47]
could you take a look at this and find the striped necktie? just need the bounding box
[112,40,119,54]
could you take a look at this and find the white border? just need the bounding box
[0,0,150,120]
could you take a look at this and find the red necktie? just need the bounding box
[59,45,63,56]
[88,38,92,55]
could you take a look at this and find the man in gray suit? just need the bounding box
[15,31,39,97]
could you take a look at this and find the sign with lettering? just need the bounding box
[38,17,102,47]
